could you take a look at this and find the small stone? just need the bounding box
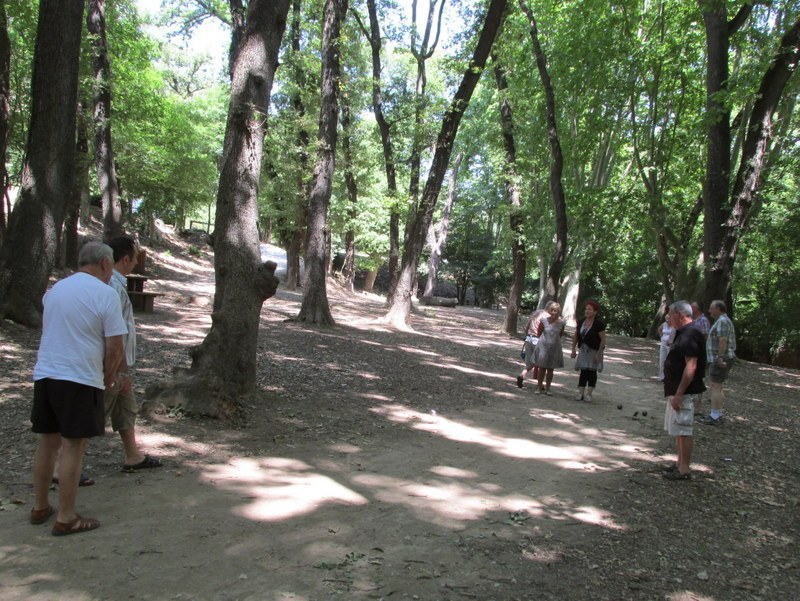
[617,404,623,410]
[697,570,709,581]
[642,411,648,417]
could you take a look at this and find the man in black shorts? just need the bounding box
[30,242,127,535]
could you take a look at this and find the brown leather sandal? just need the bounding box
[30,505,55,525]
[51,514,100,536]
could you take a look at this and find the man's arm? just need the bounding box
[104,335,124,389]
[715,335,729,364]
[670,356,697,410]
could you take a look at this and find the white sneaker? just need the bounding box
[585,394,593,403]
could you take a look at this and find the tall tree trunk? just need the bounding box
[408,0,446,210]
[520,2,567,305]
[397,0,446,300]
[64,101,92,269]
[146,0,287,418]
[494,57,527,335]
[0,1,9,245]
[705,15,800,304]
[283,0,309,292]
[340,97,358,293]
[296,0,348,325]
[422,151,461,298]
[354,0,400,297]
[227,0,247,77]
[383,0,507,328]
[87,0,124,241]
[0,0,85,327]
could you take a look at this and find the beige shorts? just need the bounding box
[104,385,138,432]
[663,394,698,437]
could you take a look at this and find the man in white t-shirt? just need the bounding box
[30,242,127,536]
[106,236,162,472]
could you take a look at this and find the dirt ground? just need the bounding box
[1,234,798,601]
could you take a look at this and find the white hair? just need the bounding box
[78,241,113,266]
[670,300,692,318]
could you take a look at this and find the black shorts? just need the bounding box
[31,378,105,439]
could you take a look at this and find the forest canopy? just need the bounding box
[1,0,799,368]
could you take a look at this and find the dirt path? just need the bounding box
[1,241,798,601]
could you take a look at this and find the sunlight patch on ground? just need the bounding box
[200,457,368,522]
[425,361,512,381]
[429,465,478,479]
[350,472,623,531]
[134,431,221,457]
[137,320,208,346]
[328,443,362,454]
[396,345,440,357]
[665,592,714,601]
[371,404,614,470]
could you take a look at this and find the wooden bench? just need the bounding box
[127,290,163,313]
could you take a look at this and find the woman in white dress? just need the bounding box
[532,302,566,395]
[657,311,673,381]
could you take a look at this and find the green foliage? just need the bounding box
[733,175,800,362]
[5,0,38,182]
[105,2,226,223]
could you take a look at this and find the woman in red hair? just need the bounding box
[570,300,607,402]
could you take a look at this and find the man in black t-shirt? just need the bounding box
[662,301,707,480]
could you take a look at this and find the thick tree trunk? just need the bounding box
[700,3,733,304]
[705,17,800,304]
[521,2,568,305]
[340,98,358,293]
[0,1,9,244]
[494,58,527,335]
[383,0,507,327]
[64,101,92,269]
[0,0,85,327]
[296,0,348,325]
[145,0,287,418]
[87,0,124,241]
[355,0,400,298]
[422,151,461,298]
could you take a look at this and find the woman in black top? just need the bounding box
[570,300,606,402]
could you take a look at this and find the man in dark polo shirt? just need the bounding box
[662,301,707,480]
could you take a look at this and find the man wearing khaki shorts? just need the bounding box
[662,301,707,480]
[106,236,162,472]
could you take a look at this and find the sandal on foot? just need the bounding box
[122,455,163,473]
[52,514,100,536]
[51,473,95,487]
[662,470,692,481]
[30,505,55,525]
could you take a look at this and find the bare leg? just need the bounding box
[676,435,693,474]
[585,386,595,402]
[33,433,61,511]
[545,369,554,390]
[536,369,546,391]
[118,429,144,466]
[56,437,88,523]
[710,382,724,413]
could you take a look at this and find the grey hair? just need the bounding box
[670,300,692,318]
[78,241,113,267]
[710,299,727,313]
